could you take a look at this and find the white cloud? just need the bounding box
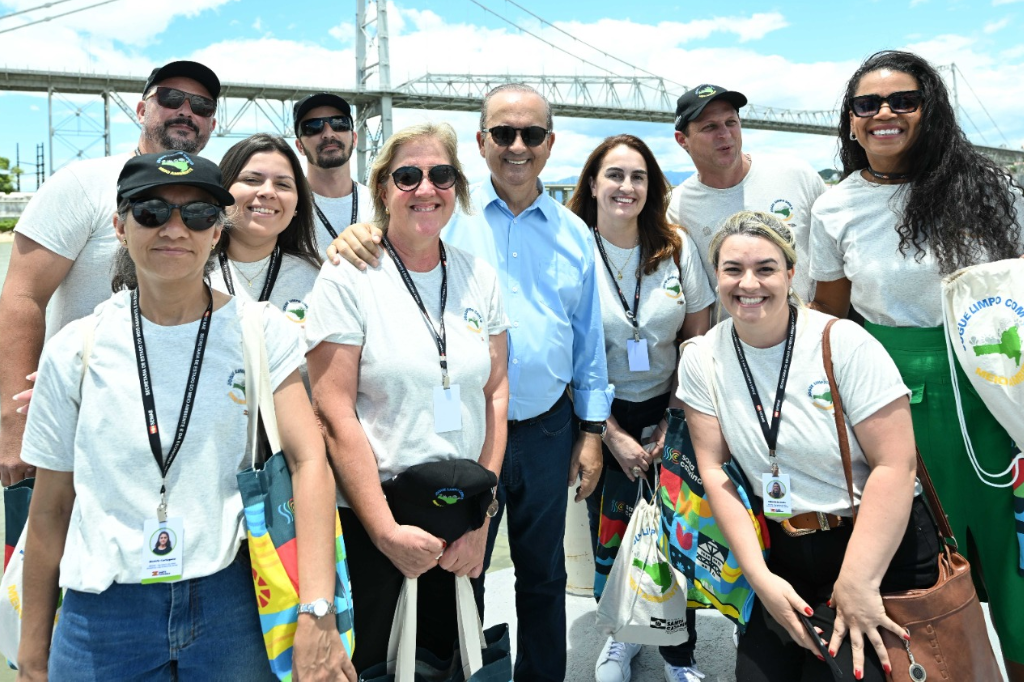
[253,17,262,31]
[328,21,356,43]
[983,17,1011,32]
[992,0,1023,5]
[910,0,929,7]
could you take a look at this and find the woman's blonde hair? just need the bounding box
[368,122,472,231]
[709,210,802,306]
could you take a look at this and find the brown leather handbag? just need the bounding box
[822,320,1002,682]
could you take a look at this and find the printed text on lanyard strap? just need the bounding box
[381,234,451,388]
[731,305,797,476]
[131,286,213,521]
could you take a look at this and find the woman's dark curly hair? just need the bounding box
[838,50,1021,274]
[567,134,681,275]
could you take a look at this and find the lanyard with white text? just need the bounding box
[313,183,359,240]
[593,228,643,342]
[217,246,281,302]
[381,234,450,388]
[731,305,796,476]
[131,286,213,521]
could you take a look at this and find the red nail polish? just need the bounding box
[883,663,892,674]
[816,654,824,661]
[902,632,911,641]
[829,650,835,657]
[804,607,814,616]
[827,599,832,608]
[855,670,863,680]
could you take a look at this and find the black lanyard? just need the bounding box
[131,286,213,521]
[593,228,643,341]
[313,183,359,239]
[381,234,450,388]
[217,246,281,302]
[731,305,797,476]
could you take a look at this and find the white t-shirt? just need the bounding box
[595,229,715,402]
[305,242,508,506]
[667,153,826,315]
[311,183,373,258]
[15,153,131,339]
[22,294,304,593]
[675,308,910,516]
[809,172,1024,327]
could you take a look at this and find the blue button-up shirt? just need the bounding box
[442,178,613,422]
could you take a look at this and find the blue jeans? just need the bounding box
[475,392,573,682]
[583,393,698,668]
[49,549,275,681]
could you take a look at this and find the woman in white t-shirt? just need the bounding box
[678,211,939,682]
[305,122,509,674]
[809,50,1024,676]
[17,153,353,681]
[567,134,713,682]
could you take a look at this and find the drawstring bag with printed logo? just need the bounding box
[941,259,1024,573]
[595,473,689,646]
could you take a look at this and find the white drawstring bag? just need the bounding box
[941,258,1024,488]
[595,475,689,646]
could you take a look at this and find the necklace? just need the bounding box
[601,235,639,280]
[232,256,271,289]
[865,166,910,182]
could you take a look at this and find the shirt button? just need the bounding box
[512,252,518,258]
[511,286,519,293]
[512,358,519,364]
[513,321,520,328]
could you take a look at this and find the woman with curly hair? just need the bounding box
[810,49,1024,679]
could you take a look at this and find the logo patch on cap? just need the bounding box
[157,151,195,176]
[696,86,717,98]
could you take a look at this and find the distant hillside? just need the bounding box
[552,170,695,187]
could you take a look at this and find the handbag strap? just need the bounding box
[455,575,485,677]
[242,302,283,468]
[821,320,957,542]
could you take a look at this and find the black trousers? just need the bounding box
[338,506,480,673]
[735,495,941,682]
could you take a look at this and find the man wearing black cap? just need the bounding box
[293,93,372,255]
[668,84,825,312]
[0,60,220,486]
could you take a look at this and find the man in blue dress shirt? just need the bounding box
[328,84,613,682]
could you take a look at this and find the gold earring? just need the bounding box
[211,243,216,251]
[122,239,128,246]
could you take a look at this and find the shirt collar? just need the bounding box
[479,176,555,222]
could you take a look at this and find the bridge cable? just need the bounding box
[497,0,686,89]
[0,0,76,21]
[954,64,1009,147]
[0,0,123,35]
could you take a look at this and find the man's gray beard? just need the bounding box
[145,126,207,154]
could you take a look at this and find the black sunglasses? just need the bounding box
[130,198,222,231]
[481,125,549,147]
[390,165,459,192]
[300,115,353,137]
[147,87,217,118]
[850,90,923,118]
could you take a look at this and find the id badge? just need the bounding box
[626,338,650,372]
[433,384,463,433]
[141,517,184,584]
[761,473,793,518]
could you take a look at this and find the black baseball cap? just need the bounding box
[674,84,748,131]
[143,60,221,99]
[293,93,352,136]
[116,152,235,206]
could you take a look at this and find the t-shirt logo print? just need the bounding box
[807,379,834,412]
[463,307,483,333]
[283,299,308,324]
[227,369,246,405]
[663,275,683,302]
[769,199,794,222]
[157,151,195,176]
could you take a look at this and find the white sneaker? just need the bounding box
[595,636,641,682]
[664,662,706,682]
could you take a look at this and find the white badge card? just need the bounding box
[433,384,463,433]
[140,517,184,584]
[761,473,793,518]
[627,339,650,372]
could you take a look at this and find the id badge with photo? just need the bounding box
[433,384,463,433]
[140,517,184,584]
[761,473,793,518]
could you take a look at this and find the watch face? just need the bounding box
[313,599,329,618]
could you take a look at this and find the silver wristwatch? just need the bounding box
[298,598,336,619]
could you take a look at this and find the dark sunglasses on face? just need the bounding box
[147,87,217,118]
[850,90,923,118]
[129,198,222,231]
[481,125,549,147]
[300,115,353,137]
[390,165,459,192]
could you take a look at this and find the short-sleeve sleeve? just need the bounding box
[678,231,716,314]
[21,318,89,472]
[808,203,846,283]
[304,264,366,350]
[15,163,106,261]
[484,270,509,336]
[831,321,911,425]
[675,337,716,416]
[260,305,305,391]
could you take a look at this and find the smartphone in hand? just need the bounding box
[799,613,843,680]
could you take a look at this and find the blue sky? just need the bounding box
[1,0,1023,190]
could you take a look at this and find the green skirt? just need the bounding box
[866,321,1024,661]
